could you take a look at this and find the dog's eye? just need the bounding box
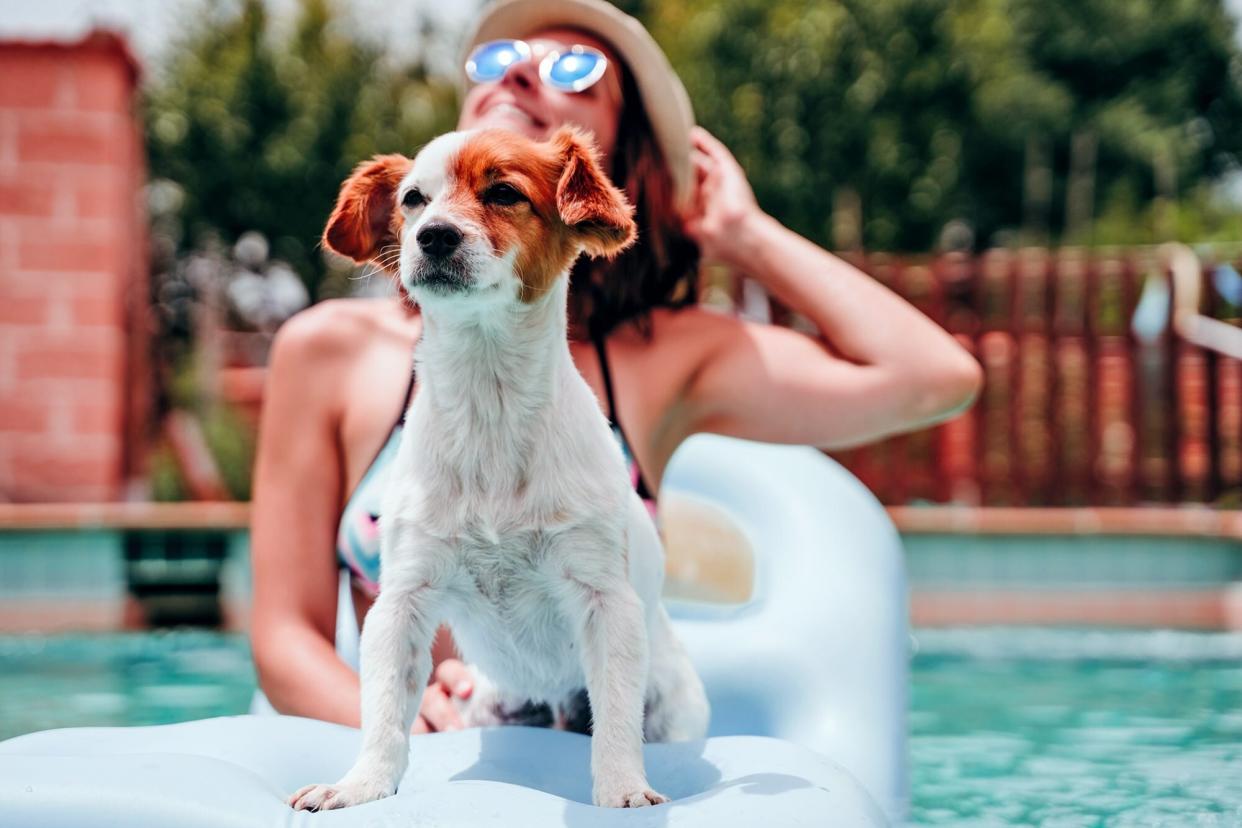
[483,183,526,207]
[401,189,426,209]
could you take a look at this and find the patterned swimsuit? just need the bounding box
[336,336,655,598]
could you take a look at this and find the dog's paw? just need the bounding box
[595,784,670,808]
[287,778,393,811]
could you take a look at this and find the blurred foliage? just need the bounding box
[145,0,459,297]
[645,0,1242,251]
[148,402,253,502]
[1091,186,1242,246]
[143,0,1242,264]
[149,445,188,502]
[151,350,257,501]
[201,403,258,501]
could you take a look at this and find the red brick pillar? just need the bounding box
[0,33,148,502]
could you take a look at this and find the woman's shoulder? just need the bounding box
[605,304,755,388]
[643,303,752,351]
[271,297,412,368]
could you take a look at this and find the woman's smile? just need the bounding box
[476,98,548,133]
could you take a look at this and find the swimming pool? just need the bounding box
[1,628,1239,826]
[912,629,1242,826]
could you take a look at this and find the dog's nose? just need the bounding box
[417,222,463,258]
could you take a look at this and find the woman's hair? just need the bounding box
[569,62,700,340]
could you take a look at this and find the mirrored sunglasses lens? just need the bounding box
[467,40,526,82]
[545,50,604,90]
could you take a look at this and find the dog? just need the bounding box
[289,126,709,812]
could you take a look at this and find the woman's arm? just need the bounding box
[249,306,369,726]
[249,304,471,731]
[678,128,982,448]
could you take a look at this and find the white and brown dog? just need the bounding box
[289,126,709,812]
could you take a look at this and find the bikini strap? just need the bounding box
[593,334,655,500]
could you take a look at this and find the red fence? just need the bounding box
[785,246,1242,506]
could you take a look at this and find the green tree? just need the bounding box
[644,0,1242,250]
[145,0,459,296]
[1011,0,1242,238]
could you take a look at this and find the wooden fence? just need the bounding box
[202,244,1242,508]
[767,245,1242,506]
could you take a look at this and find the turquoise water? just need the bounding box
[912,630,1242,826]
[1,629,1240,825]
[0,632,255,739]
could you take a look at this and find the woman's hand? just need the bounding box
[412,659,474,734]
[676,125,983,449]
[681,126,765,268]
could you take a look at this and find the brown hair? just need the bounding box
[568,63,700,340]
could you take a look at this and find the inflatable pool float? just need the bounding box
[0,435,908,826]
[0,717,888,827]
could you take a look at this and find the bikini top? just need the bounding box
[336,337,656,597]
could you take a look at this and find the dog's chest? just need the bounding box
[455,534,552,604]
[443,535,583,698]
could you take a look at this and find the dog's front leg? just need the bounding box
[566,564,667,808]
[289,578,440,811]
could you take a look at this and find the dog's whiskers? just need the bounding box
[511,263,536,290]
[361,252,402,275]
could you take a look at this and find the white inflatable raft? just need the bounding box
[0,435,908,827]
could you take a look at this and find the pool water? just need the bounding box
[912,629,1242,826]
[1,629,1240,826]
[0,632,255,739]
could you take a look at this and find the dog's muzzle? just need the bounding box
[411,221,471,293]
[417,222,462,258]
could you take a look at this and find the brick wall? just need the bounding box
[0,32,148,502]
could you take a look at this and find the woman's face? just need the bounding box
[458,27,623,162]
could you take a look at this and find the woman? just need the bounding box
[250,0,981,733]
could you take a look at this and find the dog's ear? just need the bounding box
[552,127,636,259]
[323,154,413,266]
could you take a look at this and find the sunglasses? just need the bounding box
[465,39,609,93]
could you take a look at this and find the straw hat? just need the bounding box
[461,0,696,205]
